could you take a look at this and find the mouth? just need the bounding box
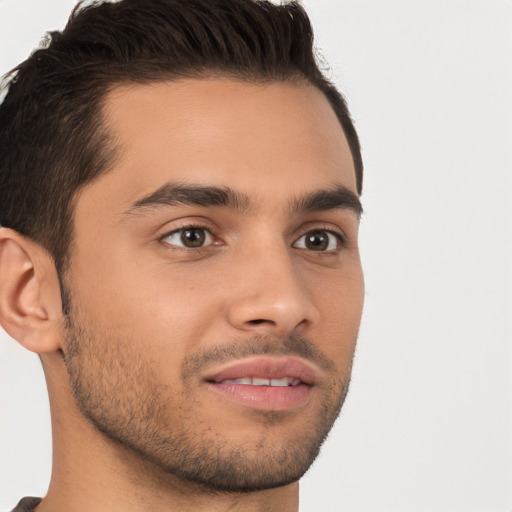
[203,356,316,412]
[216,376,302,387]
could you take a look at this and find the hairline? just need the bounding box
[59,73,360,282]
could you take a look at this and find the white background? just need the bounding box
[1,1,511,511]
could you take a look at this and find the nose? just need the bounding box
[226,244,319,336]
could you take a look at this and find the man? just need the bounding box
[0,0,364,510]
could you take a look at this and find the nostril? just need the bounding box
[248,319,272,325]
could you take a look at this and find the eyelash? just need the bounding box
[159,223,218,251]
[294,228,346,252]
[159,224,347,253]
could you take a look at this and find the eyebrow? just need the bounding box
[292,185,363,217]
[124,182,362,218]
[124,182,251,216]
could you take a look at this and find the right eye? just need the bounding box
[293,229,342,252]
[161,227,214,249]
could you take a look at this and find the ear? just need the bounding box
[0,227,64,353]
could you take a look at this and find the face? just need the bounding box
[62,78,364,491]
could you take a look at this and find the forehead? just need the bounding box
[89,78,357,211]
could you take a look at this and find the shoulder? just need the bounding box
[10,497,42,512]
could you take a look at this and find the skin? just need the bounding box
[0,78,364,512]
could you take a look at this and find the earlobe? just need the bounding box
[0,228,63,353]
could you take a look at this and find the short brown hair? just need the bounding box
[0,0,363,275]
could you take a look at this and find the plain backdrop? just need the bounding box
[1,1,511,511]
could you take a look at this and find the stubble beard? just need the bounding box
[62,308,354,493]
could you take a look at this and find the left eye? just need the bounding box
[162,227,214,248]
[293,230,340,252]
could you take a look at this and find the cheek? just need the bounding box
[69,256,223,360]
[308,266,364,360]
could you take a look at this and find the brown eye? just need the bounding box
[162,227,213,248]
[181,228,205,247]
[294,230,339,252]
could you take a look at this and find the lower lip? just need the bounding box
[206,382,312,411]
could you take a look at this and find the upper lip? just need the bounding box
[203,356,317,386]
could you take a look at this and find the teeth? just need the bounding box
[252,377,270,386]
[270,377,289,387]
[220,377,300,387]
[222,378,252,385]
